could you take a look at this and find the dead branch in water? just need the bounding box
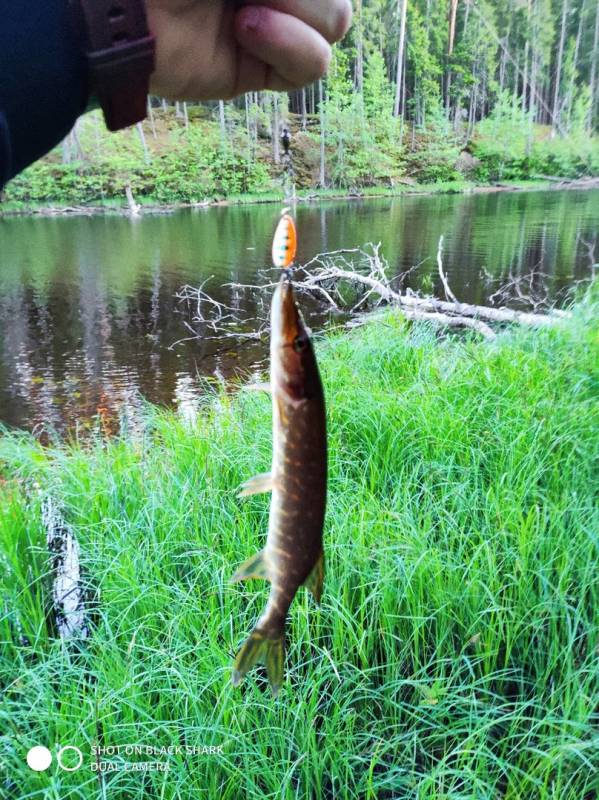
[179,242,569,344]
[437,236,459,305]
[292,242,568,338]
[174,279,267,346]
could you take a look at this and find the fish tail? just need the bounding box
[232,627,285,697]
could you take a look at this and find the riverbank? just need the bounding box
[2,175,598,217]
[1,291,597,797]
[2,107,598,217]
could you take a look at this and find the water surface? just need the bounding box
[0,189,597,434]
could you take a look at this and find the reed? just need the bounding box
[1,290,597,798]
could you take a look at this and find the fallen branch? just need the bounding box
[179,242,568,345]
[296,244,566,330]
[437,236,459,304]
[400,306,496,339]
[42,496,88,640]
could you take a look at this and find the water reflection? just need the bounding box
[0,189,597,434]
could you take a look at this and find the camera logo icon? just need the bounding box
[26,746,52,772]
[26,745,83,772]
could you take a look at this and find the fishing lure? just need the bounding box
[271,208,297,270]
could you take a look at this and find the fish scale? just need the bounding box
[231,213,327,696]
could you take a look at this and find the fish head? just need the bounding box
[271,274,321,403]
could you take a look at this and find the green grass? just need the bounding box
[2,179,580,217]
[1,292,598,798]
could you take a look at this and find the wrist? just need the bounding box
[71,0,156,131]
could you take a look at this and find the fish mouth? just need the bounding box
[272,274,302,347]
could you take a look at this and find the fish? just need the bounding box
[231,214,327,697]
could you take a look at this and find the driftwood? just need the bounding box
[300,265,563,330]
[42,496,87,640]
[293,242,567,339]
[174,278,267,348]
[180,241,569,344]
[125,184,141,216]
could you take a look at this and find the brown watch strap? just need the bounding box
[72,0,155,131]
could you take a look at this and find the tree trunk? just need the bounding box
[253,93,259,143]
[136,122,150,164]
[273,94,280,164]
[467,47,478,137]
[301,87,308,130]
[219,100,227,148]
[355,0,364,93]
[147,97,157,139]
[394,0,408,117]
[522,40,530,117]
[244,93,252,163]
[445,0,459,114]
[512,52,519,107]
[453,1,469,132]
[318,80,326,187]
[589,0,599,129]
[499,13,512,94]
[551,0,568,134]
[522,0,532,116]
[399,43,407,145]
[530,47,538,125]
[565,2,584,131]
[61,137,72,164]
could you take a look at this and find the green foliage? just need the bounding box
[147,128,272,201]
[472,94,599,180]
[363,49,394,124]
[319,46,404,188]
[406,107,462,182]
[320,47,369,187]
[1,294,598,798]
[406,3,442,126]
[3,113,273,206]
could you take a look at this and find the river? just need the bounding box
[0,188,597,435]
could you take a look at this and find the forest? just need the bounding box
[2,0,599,207]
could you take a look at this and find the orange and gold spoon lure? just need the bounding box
[271,208,297,274]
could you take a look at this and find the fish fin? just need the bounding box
[237,472,274,497]
[303,551,325,605]
[231,550,270,583]
[231,629,285,697]
[244,382,271,394]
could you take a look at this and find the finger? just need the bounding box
[232,48,271,96]
[237,0,352,44]
[234,6,332,91]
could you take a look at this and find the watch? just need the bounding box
[71,0,156,131]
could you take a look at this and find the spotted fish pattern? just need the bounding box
[231,239,327,696]
[271,210,298,269]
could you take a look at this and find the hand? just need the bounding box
[147,1,352,101]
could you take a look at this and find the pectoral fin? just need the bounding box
[303,551,325,604]
[231,550,270,583]
[238,472,274,497]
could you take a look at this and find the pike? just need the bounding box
[231,212,327,696]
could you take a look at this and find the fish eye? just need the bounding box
[293,336,307,353]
